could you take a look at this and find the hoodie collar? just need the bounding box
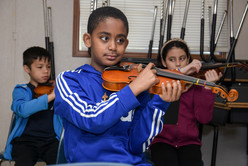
[77,64,102,75]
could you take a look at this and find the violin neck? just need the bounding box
[201,62,240,70]
[156,69,216,87]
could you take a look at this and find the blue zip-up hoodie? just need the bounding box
[54,64,170,165]
[3,84,63,160]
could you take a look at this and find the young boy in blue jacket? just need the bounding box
[3,46,62,166]
[54,6,182,165]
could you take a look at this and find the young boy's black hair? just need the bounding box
[86,6,129,56]
[87,6,129,35]
[23,46,51,68]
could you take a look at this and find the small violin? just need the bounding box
[102,64,239,102]
[34,80,55,98]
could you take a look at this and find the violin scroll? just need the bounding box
[226,89,239,102]
[211,87,238,102]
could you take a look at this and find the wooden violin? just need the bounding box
[102,64,239,102]
[34,80,55,98]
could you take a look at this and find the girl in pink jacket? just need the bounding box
[150,38,222,166]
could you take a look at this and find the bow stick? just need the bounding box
[220,2,248,83]
[210,10,227,62]
[166,0,173,41]
[158,0,168,58]
[148,6,158,59]
[47,7,55,80]
[180,0,190,40]
[229,0,236,82]
[42,0,49,51]
[200,0,208,62]
[209,0,218,62]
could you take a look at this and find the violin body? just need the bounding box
[102,68,183,94]
[102,69,138,92]
[34,80,55,98]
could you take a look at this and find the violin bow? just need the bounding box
[148,6,158,59]
[226,2,248,63]
[201,1,226,62]
[212,10,227,62]
[180,0,190,40]
[213,10,227,54]
[158,0,168,58]
[42,1,55,80]
[219,2,248,83]
[209,0,218,62]
[47,7,55,80]
[42,0,49,51]
[90,0,98,13]
[208,6,212,42]
[200,0,208,62]
[229,0,236,83]
[206,9,227,63]
[166,0,173,41]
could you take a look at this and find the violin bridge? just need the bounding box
[122,64,131,71]
[137,64,143,73]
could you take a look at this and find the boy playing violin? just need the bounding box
[3,46,62,166]
[54,6,182,165]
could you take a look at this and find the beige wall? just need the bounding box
[0,0,247,165]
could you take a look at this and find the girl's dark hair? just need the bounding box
[157,38,192,68]
[86,6,129,56]
[23,46,51,68]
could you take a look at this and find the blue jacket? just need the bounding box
[3,84,63,160]
[54,64,170,165]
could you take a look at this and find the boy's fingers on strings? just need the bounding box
[147,62,155,68]
[175,80,182,100]
[140,62,159,85]
[160,80,182,102]
[160,81,172,102]
[143,63,156,72]
[144,62,159,84]
[129,63,158,96]
[171,80,179,101]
